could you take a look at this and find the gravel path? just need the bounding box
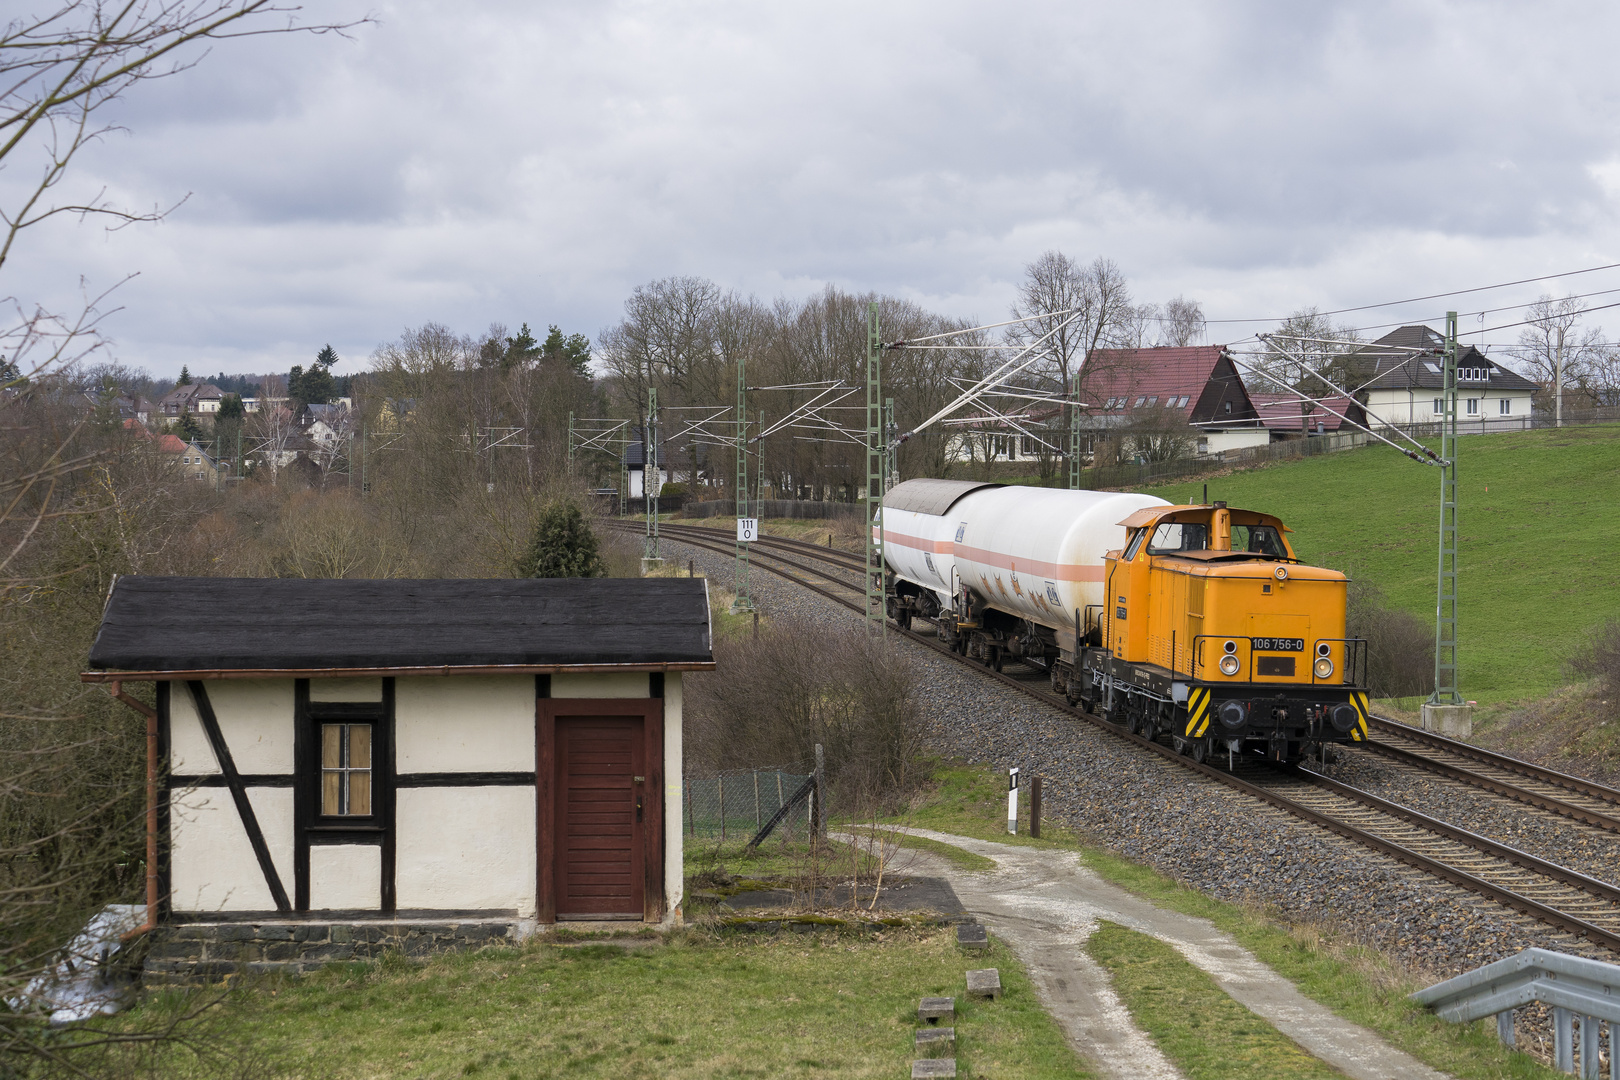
[666,535,1611,1062]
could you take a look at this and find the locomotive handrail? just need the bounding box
[1309,637,1369,688]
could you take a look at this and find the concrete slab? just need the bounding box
[966,968,1002,999]
[914,1026,955,1050]
[911,1060,956,1078]
[918,996,954,1023]
[873,828,1452,1080]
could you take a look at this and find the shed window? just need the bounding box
[1433,398,1443,414]
[1466,398,1479,415]
[321,723,372,816]
[1499,398,1511,415]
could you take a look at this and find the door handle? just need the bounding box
[636,794,644,822]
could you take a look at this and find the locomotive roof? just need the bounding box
[1117,504,1290,530]
[884,478,1004,516]
[83,576,715,678]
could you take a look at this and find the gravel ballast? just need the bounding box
[663,534,1613,1060]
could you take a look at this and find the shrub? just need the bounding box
[1571,618,1620,697]
[1345,579,1434,699]
[684,617,927,808]
[516,499,606,578]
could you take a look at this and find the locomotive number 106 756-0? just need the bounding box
[1252,638,1305,652]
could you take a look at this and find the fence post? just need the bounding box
[754,770,761,827]
[686,784,692,837]
[1031,775,1042,839]
[813,743,826,839]
[718,774,726,842]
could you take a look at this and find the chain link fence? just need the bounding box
[683,768,813,842]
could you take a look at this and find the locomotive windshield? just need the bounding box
[1233,524,1285,557]
[1146,522,1208,554]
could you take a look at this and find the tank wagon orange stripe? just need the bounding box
[878,529,1106,583]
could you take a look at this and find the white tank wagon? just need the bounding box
[879,480,1168,669]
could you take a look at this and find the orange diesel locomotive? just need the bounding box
[1073,500,1370,763]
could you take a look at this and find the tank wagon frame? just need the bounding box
[880,479,1371,764]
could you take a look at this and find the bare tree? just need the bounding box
[1511,295,1608,424]
[1157,296,1206,347]
[1253,307,1363,407]
[1007,253,1139,475]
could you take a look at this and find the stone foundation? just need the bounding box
[145,917,535,983]
[1421,702,1474,738]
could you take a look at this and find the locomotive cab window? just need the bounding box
[321,723,372,817]
[1123,529,1147,561]
[1146,522,1208,555]
[1232,524,1284,557]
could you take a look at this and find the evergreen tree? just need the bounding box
[216,394,245,422]
[505,323,542,369]
[177,365,192,387]
[517,499,606,578]
[289,347,337,410]
[542,325,592,378]
[175,409,203,443]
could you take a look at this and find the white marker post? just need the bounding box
[1007,767,1020,835]
[737,517,759,543]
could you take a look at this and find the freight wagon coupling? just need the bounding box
[878,481,1370,764]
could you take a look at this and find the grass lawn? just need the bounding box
[1088,920,1344,1079]
[894,763,1562,1080]
[1139,424,1620,703]
[136,927,1086,1079]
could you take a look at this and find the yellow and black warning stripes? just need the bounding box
[1348,690,1371,741]
[1184,686,1212,737]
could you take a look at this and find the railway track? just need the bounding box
[619,518,1620,951]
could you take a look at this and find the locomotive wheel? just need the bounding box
[1172,736,1188,755]
[1190,739,1209,765]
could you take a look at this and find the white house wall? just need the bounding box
[396,788,537,915]
[310,845,382,910]
[309,677,383,703]
[395,676,536,772]
[664,674,684,918]
[168,683,216,774]
[205,680,295,772]
[1200,429,1272,454]
[170,786,293,912]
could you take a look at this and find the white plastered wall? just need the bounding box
[394,675,538,914]
[396,787,536,915]
[309,845,382,910]
[395,675,536,772]
[664,673,684,922]
[169,786,293,912]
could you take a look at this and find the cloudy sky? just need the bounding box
[14,0,1620,381]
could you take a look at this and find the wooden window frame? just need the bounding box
[535,690,665,925]
[294,678,395,912]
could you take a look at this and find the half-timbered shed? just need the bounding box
[83,576,712,973]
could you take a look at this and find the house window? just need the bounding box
[1143,396,1158,407]
[1223,401,1232,414]
[1433,398,1443,414]
[1466,399,1479,415]
[1021,435,1036,456]
[1499,399,1511,415]
[321,723,372,816]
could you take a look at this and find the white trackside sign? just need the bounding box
[737,518,759,543]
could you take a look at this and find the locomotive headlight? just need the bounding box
[1314,657,1334,679]
[1219,654,1241,676]
[1274,565,1289,581]
[1316,642,1331,657]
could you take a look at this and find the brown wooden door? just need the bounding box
[554,716,645,917]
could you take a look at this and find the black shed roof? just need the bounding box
[86,576,714,678]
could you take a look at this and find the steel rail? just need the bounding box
[1358,737,1620,834]
[638,522,1620,950]
[655,521,868,570]
[1370,716,1620,806]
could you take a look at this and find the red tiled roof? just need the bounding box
[156,434,189,453]
[1250,394,1363,432]
[1077,346,1227,415]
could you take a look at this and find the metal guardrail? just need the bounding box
[1412,947,1620,1077]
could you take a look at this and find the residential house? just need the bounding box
[1074,346,1272,456]
[159,382,226,419]
[626,441,668,498]
[1337,326,1539,429]
[156,434,224,484]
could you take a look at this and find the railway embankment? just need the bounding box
[661,534,1613,989]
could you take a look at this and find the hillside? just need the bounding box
[1137,424,1620,704]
